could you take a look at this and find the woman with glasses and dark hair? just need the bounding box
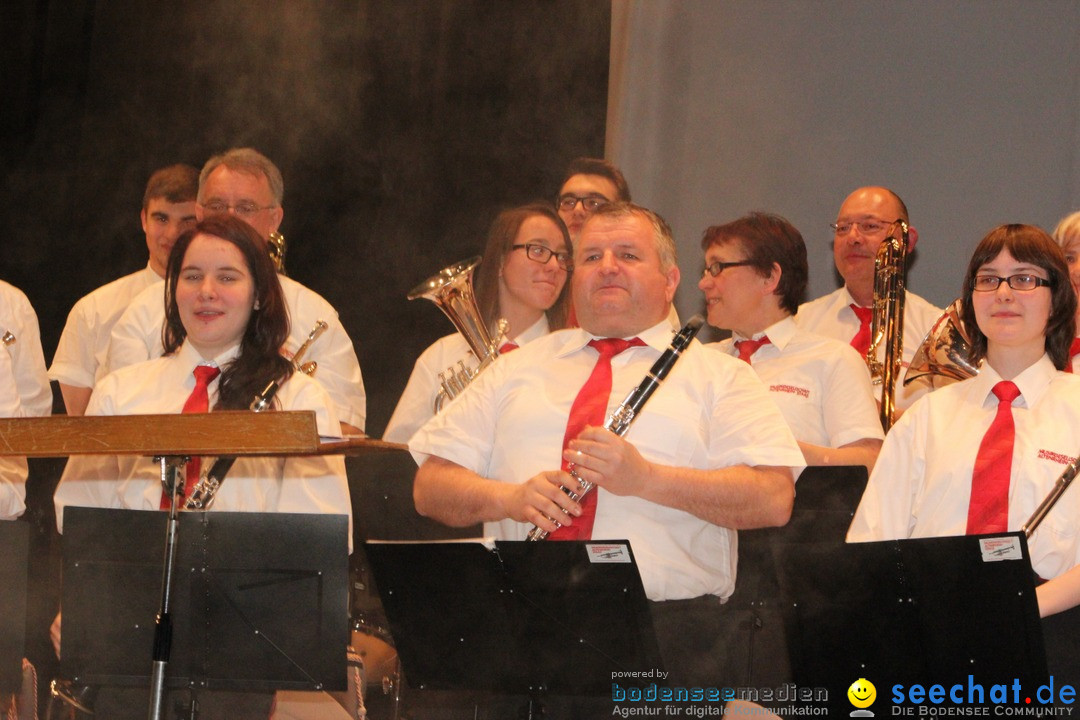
[848,224,1080,617]
[698,212,884,476]
[384,203,573,443]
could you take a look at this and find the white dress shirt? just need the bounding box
[410,320,805,602]
[55,341,352,549]
[383,315,550,444]
[49,265,162,388]
[795,286,943,410]
[848,355,1080,581]
[711,316,884,449]
[0,280,52,519]
[105,274,367,431]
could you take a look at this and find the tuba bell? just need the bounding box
[903,298,979,388]
[408,256,504,412]
[865,219,909,431]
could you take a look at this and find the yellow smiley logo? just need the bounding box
[848,678,876,709]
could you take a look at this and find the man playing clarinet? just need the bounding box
[410,202,804,688]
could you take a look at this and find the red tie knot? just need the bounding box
[735,335,771,363]
[588,337,644,359]
[850,304,873,325]
[193,365,221,385]
[992,380,1020,405]
[499,341,519,354]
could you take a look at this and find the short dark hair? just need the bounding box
[142,164,198,209]
[163,215,293,410]
[701,213,807,315]
[474,203,573,332]
[559,157,631,202]
[960,224,1076,370]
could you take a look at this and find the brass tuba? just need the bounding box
[407,256,504,413]
[903,299,979,388]
[865,219,910,431]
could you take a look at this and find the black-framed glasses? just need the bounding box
[200,201,276,219]
[972,274,1052,292]
[512,243,573,271]
[829,219,895,236]
[557,194,609,213]
[702,260,754,278]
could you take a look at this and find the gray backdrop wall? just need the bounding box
[608,0,1080,341]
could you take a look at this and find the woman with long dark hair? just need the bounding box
[384,202,572,443]
[848,224,1080,617]
[55,214,349,529]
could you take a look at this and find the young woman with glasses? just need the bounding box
[384,203,572,443]
[848,224,1080,618]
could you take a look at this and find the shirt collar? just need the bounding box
[177,340,241,370]
[968,353,1057,409]
[731,315,796,350]
[554,319,675,358]
[513,315,550,345]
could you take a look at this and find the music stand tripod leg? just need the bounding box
[148,455,188,720]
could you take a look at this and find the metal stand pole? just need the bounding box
[148,456,187,720]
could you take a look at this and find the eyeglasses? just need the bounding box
[702,260,754,278]
[201,201,276,219]
[829,219,895,236]
[512,243,573,271]
[972,274,1052,292]
[557,194,609,213]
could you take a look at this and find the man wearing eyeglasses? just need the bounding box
[795,186,942,413]
[104,148,367,435]
[411,202,803,694]
[50,165,198,416]
[555,157,631,240]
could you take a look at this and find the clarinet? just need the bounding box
[182,321,326,510]
[183,379,280,510]
[526,315,705,541]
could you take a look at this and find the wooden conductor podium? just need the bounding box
[0,411,403,720]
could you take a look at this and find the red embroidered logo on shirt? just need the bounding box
[769,384,810,399]
[1038,449,1076,465]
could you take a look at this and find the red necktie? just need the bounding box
[160,365,221,509]
[1065,338,1080,374]
[499,341,519,353]
[735,335,771,364]
[849,304,873,357]
[966,381,1021,534]
[548,337,644,540]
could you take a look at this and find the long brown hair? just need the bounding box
[473,203,572,333]
[163,215,293,410]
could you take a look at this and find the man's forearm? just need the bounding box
[414,455,505,527]
[638,463,795,530]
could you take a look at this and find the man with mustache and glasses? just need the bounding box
[796,186,942,413]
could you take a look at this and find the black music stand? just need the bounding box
[776,532,1047,714]
[0,520,28,695]
[364,539,662,701]
[61,508,349,692]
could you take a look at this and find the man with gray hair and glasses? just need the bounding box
[105,147,367,434]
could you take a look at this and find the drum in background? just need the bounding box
[351,620,400,719]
